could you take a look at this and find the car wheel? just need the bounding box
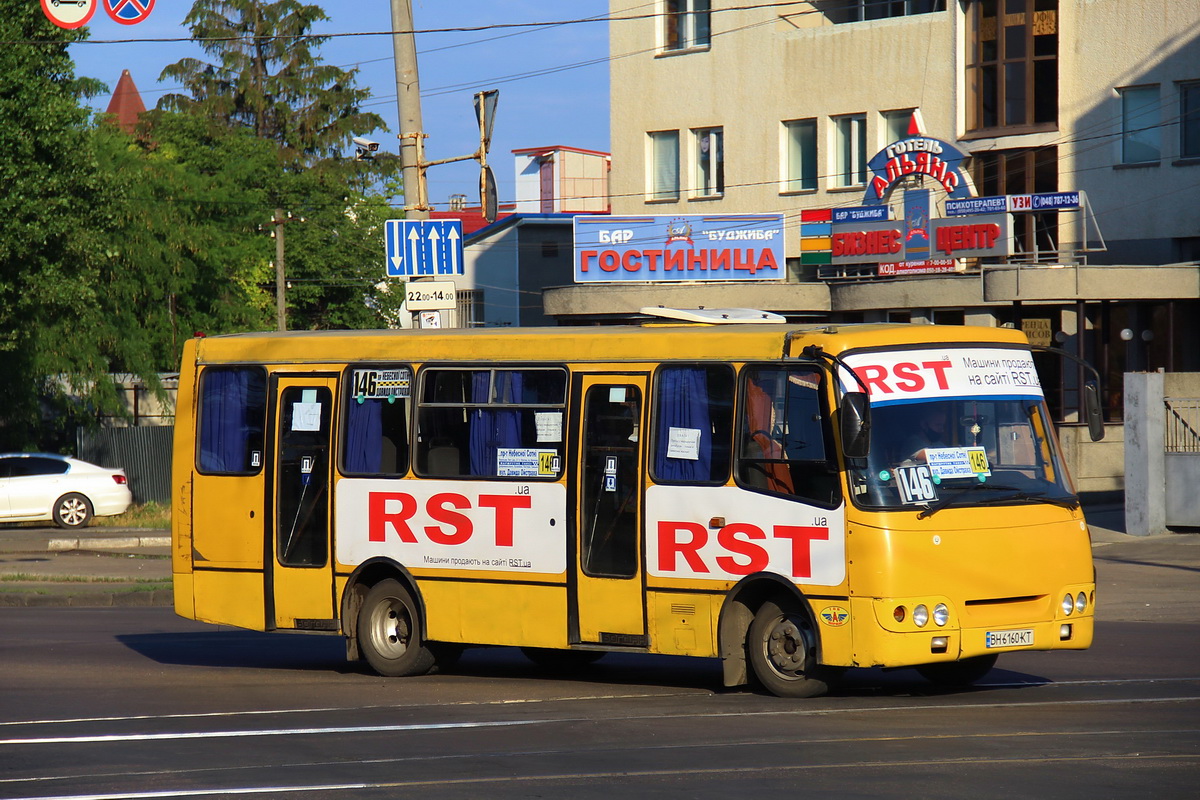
[53,493,93,529]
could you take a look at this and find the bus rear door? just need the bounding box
[572,374,649,646]
[269,375,337,630]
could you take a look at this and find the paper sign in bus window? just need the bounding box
[497,448,559,477]
[924,446,991,479]
[292,399,322,432]
[535,411,563,442]
[666,427,702,460]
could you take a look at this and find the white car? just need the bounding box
[0,453,134,529]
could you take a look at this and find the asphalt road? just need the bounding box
[1,504,1197,797]
[0,606,1197,799]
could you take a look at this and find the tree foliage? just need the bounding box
[159,0,386,166]
[0,2,108,448]
[0,0,401,451]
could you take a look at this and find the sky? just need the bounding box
[67,1,612,210]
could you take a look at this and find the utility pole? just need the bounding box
[273,207,287,331]
[390,0,428,220]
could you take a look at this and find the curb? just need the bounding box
[0,587,173,608]
[48,536,171,551]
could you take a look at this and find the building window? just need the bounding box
[783,119,817,192]
[664,0,710,52]
[648,130,680,201]
[834,114,867,187]
[1120,85,1161,164]
[1179,82,1199,159]
[693,127,724,197]
[967,0,1058,133]
[883,108,915,144]
[814,0,945,23]
[971,147,1059,258]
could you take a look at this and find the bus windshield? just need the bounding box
[839,345,1078,513]
[850,396,1076,511]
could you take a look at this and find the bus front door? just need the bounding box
[268,375,337,630]
[573,375,648,646]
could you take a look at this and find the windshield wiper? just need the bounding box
[916,484,1021,520]
[917,485,1079,519]
[977,490,1080,511]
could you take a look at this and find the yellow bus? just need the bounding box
[171,310,1100,697]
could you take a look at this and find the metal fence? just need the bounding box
[1165,398,1200,453]
[77,426,174,504]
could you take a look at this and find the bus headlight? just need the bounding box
[933,603,949,626]
[1075,592,1087,614]
[913,604,929,628]
[1062,594,1075,616]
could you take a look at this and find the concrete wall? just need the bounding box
[1124,371,1200,534]
[1059,423,1124,495]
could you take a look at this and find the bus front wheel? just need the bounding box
[358,579,436,677]
[747,600,831,698]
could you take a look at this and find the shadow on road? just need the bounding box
[116,629,1052,699]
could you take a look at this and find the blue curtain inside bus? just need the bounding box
[469,371,523,476]
[344,398,383,474]
[198,368,265,473]
[655,367,714,481]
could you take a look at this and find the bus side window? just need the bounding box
[342,366,411,477]
[736,365,840,507]
[651,364,734,484]
[197,367,267,474]
[416,367,567,479]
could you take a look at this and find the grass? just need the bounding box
[0,573,169,584]
[93,501,172,529]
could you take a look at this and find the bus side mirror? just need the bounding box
[1083,382,1105,441]
[840,391,871,459]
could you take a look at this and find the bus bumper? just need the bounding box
[847,594,1094,668]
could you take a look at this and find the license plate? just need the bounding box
[985,628,1034,648]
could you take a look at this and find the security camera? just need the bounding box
[353,137,380,161]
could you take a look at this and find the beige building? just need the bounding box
[544,0,1200,491]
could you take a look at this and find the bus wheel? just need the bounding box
[916,654,998,688]
[747,600,831,698]
[521,647,605,670]
[358,579,435,677]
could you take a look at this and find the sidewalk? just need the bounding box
[0,527,172,608]
[0,503,1195,612]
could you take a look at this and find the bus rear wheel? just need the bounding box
[358,579,436,677]
[916,654,998,688]
[747,600,832,698]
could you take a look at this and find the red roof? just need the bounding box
[104,70,146,134]
[430,204,516,235]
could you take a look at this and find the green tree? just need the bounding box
[158,0,401,331]
[159,0,385,166]
[0,2,110,449]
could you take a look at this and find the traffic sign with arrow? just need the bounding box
[385,219,464,278]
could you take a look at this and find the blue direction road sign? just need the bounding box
[385,220,464,277]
